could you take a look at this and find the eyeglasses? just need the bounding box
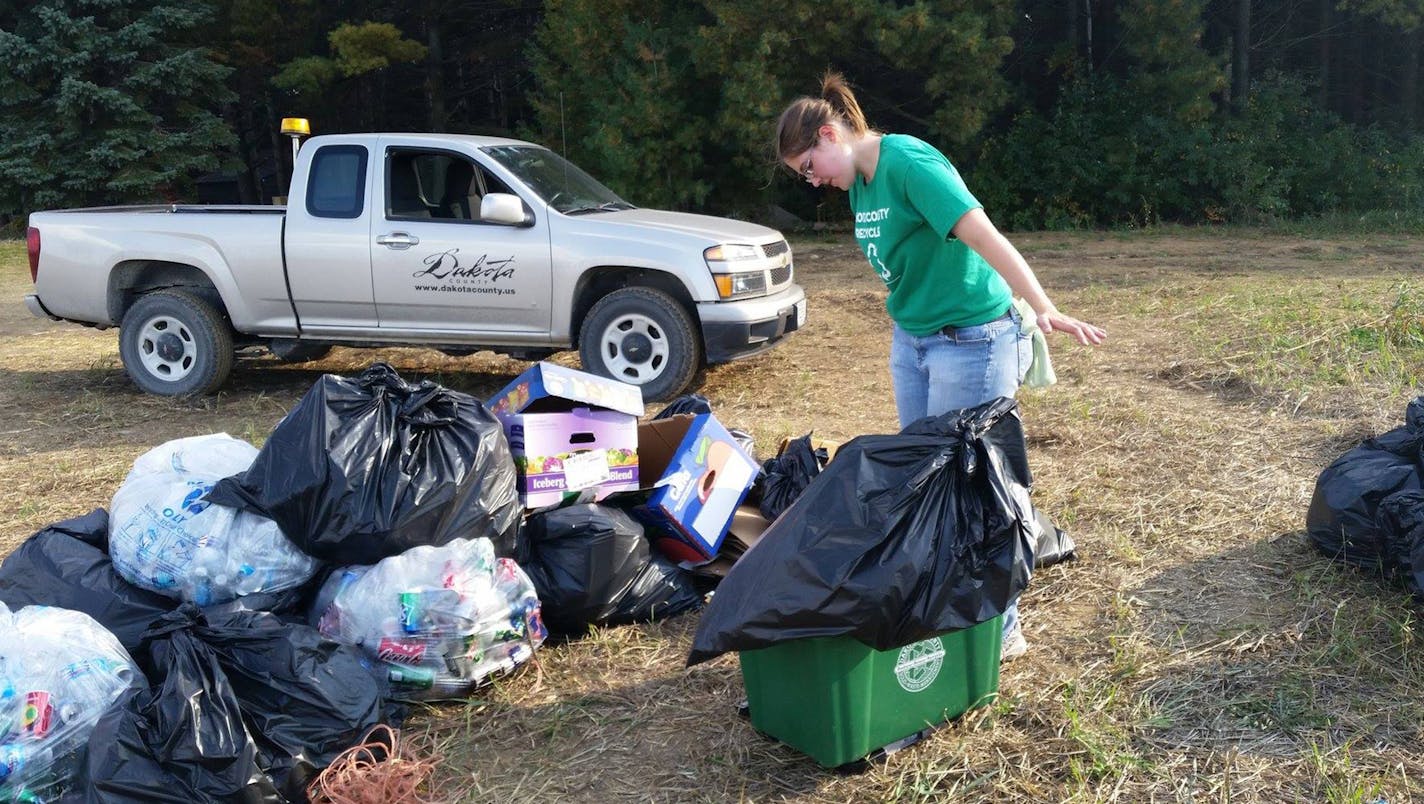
[793,140,818,181]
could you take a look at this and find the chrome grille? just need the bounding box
[762,240,790,257]
[770,263,792,286]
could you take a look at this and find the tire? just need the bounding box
[578,286,701,402]
[118,290,234,397]
[269,338,332,363]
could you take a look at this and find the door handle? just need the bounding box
[376,232,420,250]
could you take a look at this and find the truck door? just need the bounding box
[370,143,553,334]
[283,142,379,330]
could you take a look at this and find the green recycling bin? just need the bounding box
[738,614,1003,767]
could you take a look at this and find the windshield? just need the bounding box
[482,145,635,215]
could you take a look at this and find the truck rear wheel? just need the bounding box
[119,290,234,397]
[579,286,700,402]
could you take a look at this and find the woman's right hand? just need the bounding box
[1037,310,1106,346]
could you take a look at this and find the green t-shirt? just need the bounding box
[848,134,1011,335]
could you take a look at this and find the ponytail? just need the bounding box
[774,70,875,167]
[819,71,870,136]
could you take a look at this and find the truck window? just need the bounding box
[306,145,368,219]
[387,149,488,222]
[481,145,632,215]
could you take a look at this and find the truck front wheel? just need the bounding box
[579,286,700,402]
[119,290,234,397]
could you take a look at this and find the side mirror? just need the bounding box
[481,193,532,226]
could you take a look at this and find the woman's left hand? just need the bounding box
[1038,311,1107,346]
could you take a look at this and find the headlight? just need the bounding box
[714,271,768,299]
[704,244,761,262]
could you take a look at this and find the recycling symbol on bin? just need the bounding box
[894,637,946,693]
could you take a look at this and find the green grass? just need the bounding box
[1180,280,1424,398]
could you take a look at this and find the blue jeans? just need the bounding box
[890,306,1033,641]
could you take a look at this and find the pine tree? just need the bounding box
[527,0,711,210]
[528,0,1017,214]
[0,0,236,218]
[1118,0,1224,123]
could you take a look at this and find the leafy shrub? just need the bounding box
[975,72,1424,229]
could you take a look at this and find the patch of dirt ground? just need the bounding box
[1,228,1422,802]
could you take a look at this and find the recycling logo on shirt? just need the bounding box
[894,636,946,693]
[865,242,892,283]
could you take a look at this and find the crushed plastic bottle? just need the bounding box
[108,433,320,605]
[0,602,141,802]
[312,538,546,700]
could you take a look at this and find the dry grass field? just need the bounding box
[2,228,1422,802]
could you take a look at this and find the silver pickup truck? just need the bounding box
[24,133,805,400]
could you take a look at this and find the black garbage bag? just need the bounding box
[0,509,178,652]
[757,434,830,521]
[520,504,703,636]
[208,363,522,563]
[74,606,389,803]
[654,394,713,418]
[687,398,1035,665]
[1378,490,1424,596]
[654,394,756,459]
[1306,396,1424,567]
[193,608,389,799]
[1032,508,1077,569]
[76,612,282,804]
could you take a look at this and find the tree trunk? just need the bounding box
[1404,27,1419,131]
[265,92,288,197]
[1349,15,1366,124]
[1232,0,1251,112]
[426,16,447,132]
[234,105,259,205]
[1085,0,1094,74]
[1317,0,1332,111]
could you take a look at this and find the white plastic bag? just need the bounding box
[312,538,546,699]
[109,433,320,605]
[0,602,141,801]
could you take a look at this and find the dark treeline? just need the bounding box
[2,0,1422,231]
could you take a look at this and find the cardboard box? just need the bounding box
[490,363,644,508]
[490,361,645,419]
[687,505,774,579]
[632,413,759,560]
[776,435,841,463]
[724,504,774,558]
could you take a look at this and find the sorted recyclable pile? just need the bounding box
[312,538,546,700]
[0,602,140,803]
[1307,395,1424,596]
[0,361,799,799]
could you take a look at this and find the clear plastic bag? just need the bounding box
[108,434,320,606]
[312,538,546,700]
[0,602,142,802]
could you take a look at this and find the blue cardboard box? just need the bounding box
[633,413,759,560]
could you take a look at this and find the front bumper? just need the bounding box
[697,284,806,364]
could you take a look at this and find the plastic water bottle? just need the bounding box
[56,658,126,728]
